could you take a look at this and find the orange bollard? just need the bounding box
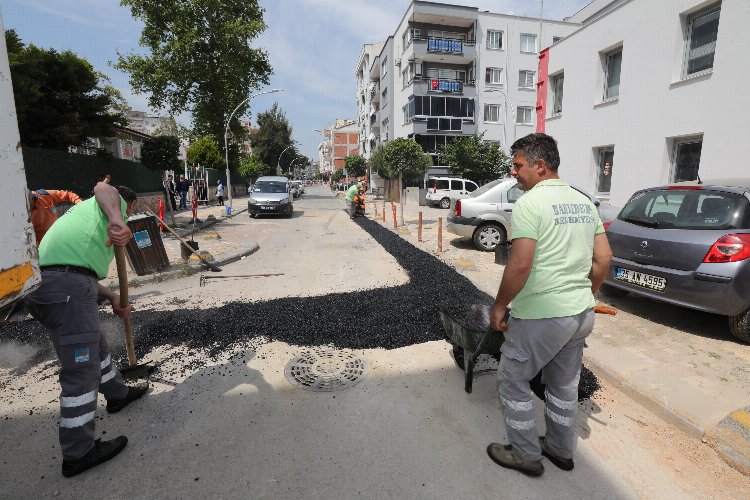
[382,202,386,222]
[392,204,397,230]
[418,212,423,242]
[374,202,378,217]
[438,217,443,252]
[158,198,165,231]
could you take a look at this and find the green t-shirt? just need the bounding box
[510,179,604,319]
[345,184,360,201]
[39,196,129,279]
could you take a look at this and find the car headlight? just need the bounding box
[280,197,289,204]
[248,197,258,204]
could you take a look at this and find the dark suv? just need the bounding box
[602,179,750,342]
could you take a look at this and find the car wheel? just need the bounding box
[728,309,750,343]
[473,223,505,252]
[599,283,628,298]
[439,197,451,209]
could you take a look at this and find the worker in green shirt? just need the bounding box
[345,181,363,219]
[25,182,149,477]
[486,133,613,477]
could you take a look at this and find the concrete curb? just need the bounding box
[583,352,750,477]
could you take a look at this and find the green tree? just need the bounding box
[248,103,295,172]
[438,134,512,183]
[331,168,345,182]
[344,155,367,178]
[187,136,224,169]
[116,0,272,163]
[369,145,389,180]
[6,30,127,150]
[238,153,271,183]
[141,135,180,172]
[384,138,432,223]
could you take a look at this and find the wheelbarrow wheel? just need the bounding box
[452,345,465,370]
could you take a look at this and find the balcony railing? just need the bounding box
[426,37,464,55]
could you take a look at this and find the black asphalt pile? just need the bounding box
[0,215,601,400]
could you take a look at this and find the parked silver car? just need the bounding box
[601,179,750,343]
[426,177,479,209]
[248,176,293,218]
[446,178,620,251]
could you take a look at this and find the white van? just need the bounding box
[425,177,479,209]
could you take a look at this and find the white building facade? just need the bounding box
[356,1,579,166]
[540,0,747,206]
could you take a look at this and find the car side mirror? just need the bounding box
[594,200,601,207]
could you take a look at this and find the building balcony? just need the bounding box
[407,76,477,97]
[369,82,381,103]
[406,36,476,64]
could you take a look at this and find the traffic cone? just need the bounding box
[158,198,165,231]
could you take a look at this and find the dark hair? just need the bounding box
[510,133,560,172]
[116,185,137,203]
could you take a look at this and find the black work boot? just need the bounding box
[62,436,128,477]
[487,443,544,477]
[106,382,149,414]
[540,436,575,471]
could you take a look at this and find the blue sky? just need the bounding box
[1,0,590,160]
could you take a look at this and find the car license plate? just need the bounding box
[260,206,273,211]
[615,267,666,291]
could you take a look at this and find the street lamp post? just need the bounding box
[224,88,283,212]
[276,144,296,177]
[484,88,516,154]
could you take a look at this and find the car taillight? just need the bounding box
[703,234,750,263]
[603,220,612,231]
[455,199,461,217]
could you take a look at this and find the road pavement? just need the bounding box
[0,185,748,497]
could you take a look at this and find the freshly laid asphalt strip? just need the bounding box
[0,216,599,400]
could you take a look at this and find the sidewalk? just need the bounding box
[364,192,750,476]
[103,195,259,286]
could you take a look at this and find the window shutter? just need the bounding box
[485,68,491,83]
[427,67,438,79]
[483,105,489,121]
[486,30,491,49]
[415,63,422,76]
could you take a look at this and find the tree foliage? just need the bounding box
[344,155,367,178]
[116,0,272,161]
[238,153,271,183]
[383,138,432,180]
[5,30,127,150]
[187,136,224,169]
[248,103,295,173]
[369,145,389,180]
[331,168,345,182]
[140,135,180,172]
[438,134,512,183]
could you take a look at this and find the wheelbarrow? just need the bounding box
[439,305,618,394]
[439,307,506,394]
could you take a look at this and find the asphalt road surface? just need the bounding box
[1,185,748,498]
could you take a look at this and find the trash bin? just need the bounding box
[125,214,170,276]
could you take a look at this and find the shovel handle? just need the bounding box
[594,305,618,316]
[114,246,138,366]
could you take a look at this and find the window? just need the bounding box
[507,184,524,203]
[516,106,533,125]
[603,49,622,100]
[485,67,503,85]
[381,87,388,108]
[484,104,500,123]
[404,96,475,122]
[672,138,702,182]
[402,27,421,48]
[551,73,564,115]
[518,70,535,89]
[381,56,388,76]
[487,30,503,50]
[520,34,537,53]
[684,4,721,76]
[426,118,462,131]
[428,30,467,41]
[596,148,614,194]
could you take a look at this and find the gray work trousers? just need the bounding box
[497,308,595,461]
[348,199,357,219]
[26,270,128,460]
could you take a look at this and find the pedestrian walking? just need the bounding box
[486,133,613,477]
[198,180,208,206]
[25,182,150,477]
[165,175,177,211]
[178,174,189,209]
[216,180,225,206]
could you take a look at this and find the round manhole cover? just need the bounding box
[284,349,367,392]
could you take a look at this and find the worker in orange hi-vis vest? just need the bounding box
[29,189,83,246]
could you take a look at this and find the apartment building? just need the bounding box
[355,0,579,165]
[317,118,359,174]
[125,109,176,136]
[539,0,745,206]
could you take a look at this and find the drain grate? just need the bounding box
[285,349,367,392]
